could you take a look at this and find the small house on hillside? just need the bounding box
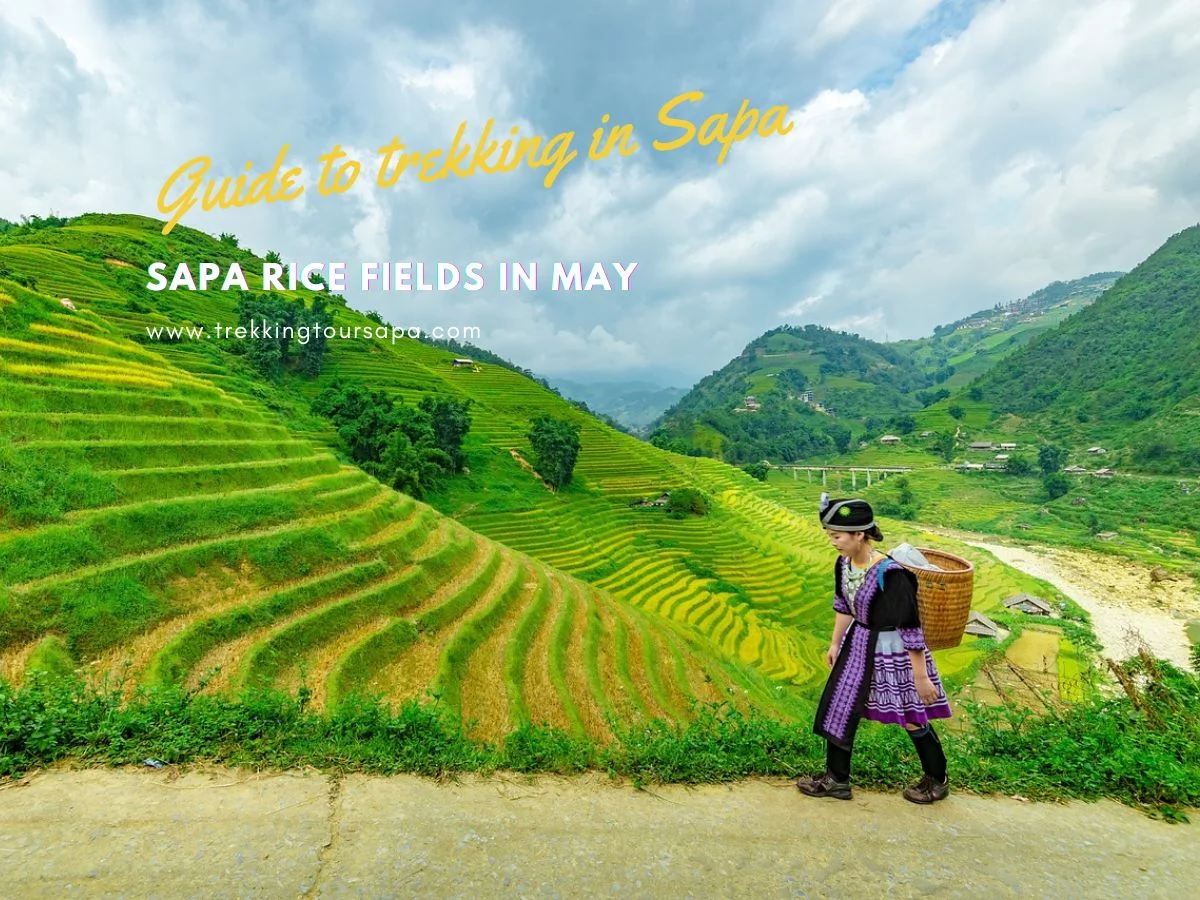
[994,454,1010,461]
[1003,593,1053,616]
[451,358,474,368]
[1088,447,1107,455]
[1094,468,1115,478]
[964,611,1001,639]
[956,462,984,471]
[631,491,671,508]
[920,430,934,438]
[999,442,1018,450]
[968,441,994,451]
[1064,465,1088,474]
[880,435,901,445]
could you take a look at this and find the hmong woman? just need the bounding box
[796,494,952,804]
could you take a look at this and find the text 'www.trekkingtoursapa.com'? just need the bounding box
[143,322,483,345]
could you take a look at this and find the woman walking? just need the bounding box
[796,494,952,804]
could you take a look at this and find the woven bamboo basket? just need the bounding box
[899,548,975,651]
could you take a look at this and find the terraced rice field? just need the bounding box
[1,214,1041,732]
[0,280,797,740]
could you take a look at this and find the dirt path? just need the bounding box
[940,532,1200,668]
[2,767,1194,898]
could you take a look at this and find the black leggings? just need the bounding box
[826,724,947,782]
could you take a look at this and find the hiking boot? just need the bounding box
[903,775,950,804]
[796,772,852,800]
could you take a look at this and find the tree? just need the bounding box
[219,232,239,248]
[264,250,282,264]
[1043,472,1070,500]
[296,296,333,377]
[967,386,984,401]
[665,488,709,519]
[947,405,965,420]
[931,432,956,462]
[827,423,853,454]
[917,387,951,407]
[419,395,472,472]
[743,462,769,482]
[1038,444,1067,475]
[234,292,294,378]
[1006,454,1034,476]
[527,415,582,489]
[234,292,332,378]
[776,368,808,393]
[310,381,468,498]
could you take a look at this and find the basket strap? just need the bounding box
[876,557,899,592]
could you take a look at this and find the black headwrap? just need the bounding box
[818,493,876,532]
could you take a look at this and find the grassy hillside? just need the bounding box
[0,213,1082,741]
[894,273,1121,390]
[958,226,1200,473]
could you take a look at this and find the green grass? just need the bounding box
[4,660,1198,817]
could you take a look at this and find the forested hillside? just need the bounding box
[648,324,931,462]
[647,270,1121,466]
[971,226,1200,473]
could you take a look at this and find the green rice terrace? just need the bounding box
[0,214,1148,755]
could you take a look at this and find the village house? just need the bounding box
[1064,465,1088,474]
[968,441,994,451]
[1094,468,1115,478]
[631,491,671,508]
[1088,446,1107,455]
[919,430,934,438]
[956,462,985,471]
[983,462,1007,470]
[965,611,1001,639]
[998,442,1018,450]
[880,434,901,445]
[1003,593,1054,616]
[744,395,760,411]
[451,358,474,368]
[994,454,1010,461]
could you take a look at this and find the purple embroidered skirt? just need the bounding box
[815,622,953,748]
[861,629,951,727]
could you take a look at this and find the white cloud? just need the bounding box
[2,0,1199,383]
[809,0,943,50]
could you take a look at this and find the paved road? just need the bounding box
[2,767,1195,898]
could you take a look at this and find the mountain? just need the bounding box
[968,226,1200,473]
[547,378,687,434]
[895,272,1122,389]
[648,324,937,462]
[648,274,1124,465]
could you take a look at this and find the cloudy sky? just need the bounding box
[2,0,1198,386]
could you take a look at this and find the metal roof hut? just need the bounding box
[1002,593,1053,616]
[964,611,1001,638]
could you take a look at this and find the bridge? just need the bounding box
[766,464,913,489]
